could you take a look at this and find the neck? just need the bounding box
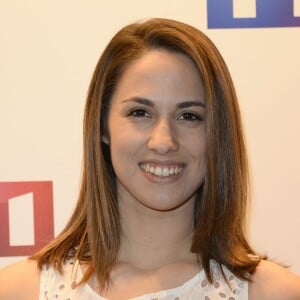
[117,195,197,270]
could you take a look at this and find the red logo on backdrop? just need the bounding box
[0,181,54,257]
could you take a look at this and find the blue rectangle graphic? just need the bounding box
[207,0,300,28]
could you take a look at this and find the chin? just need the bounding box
[138,196,193,212]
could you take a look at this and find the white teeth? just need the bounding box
[162,168,169,176]
[140,163,183,177]
[155,167,162,176]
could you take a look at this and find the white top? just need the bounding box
[39,259,248,299]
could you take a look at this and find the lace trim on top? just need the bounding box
[39,259,248,300]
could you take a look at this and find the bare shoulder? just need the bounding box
[0,258,40,300]
[249,259,300,300]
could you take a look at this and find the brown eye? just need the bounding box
[178,112,203,122]
[128,109,151,118]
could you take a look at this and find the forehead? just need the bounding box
[111,49,205,105]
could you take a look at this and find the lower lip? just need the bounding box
[139,167,184,183]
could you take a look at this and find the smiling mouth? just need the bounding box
[139,163,184,177]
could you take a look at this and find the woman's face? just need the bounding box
[104,49,207,212]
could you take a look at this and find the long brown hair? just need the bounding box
[32,18,260,290]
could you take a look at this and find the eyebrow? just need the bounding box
[122,97,154,107]
[176,100,206,109]
[122,97,206,108]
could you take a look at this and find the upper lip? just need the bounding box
[139,160,185,166]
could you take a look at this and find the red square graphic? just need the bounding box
[0,181,54,257]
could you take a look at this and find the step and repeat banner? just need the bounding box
[1,0,300,274]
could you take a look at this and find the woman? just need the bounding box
[0,18,300,299]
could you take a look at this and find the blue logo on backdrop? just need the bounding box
[207,0,300,28]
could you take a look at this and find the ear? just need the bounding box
[101,135,109,145]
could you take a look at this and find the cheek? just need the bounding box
[109,125,145,171]
[182,130,207,158]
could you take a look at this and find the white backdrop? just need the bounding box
[0,1,299,275]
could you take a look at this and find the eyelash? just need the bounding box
[128,109,151,119]
[177,112,203,122]
[127,109,203,122]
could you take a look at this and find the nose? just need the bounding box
[147,119,179,154]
